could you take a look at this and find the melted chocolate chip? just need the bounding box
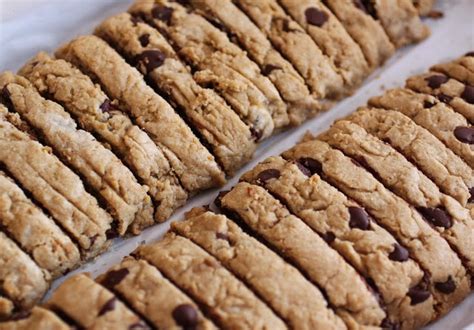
[100,268,130,288]
[388,243,409,262]
[461,85,474,104]
[348,207,370,230]
[139,33,150,47]
[216,232,229,241]
[423,100,436,108]
[295,161,312,177]
[381,318,401,330]
[425,74,449,89]
[435,276,456,294]
[417,207,453,228]
[408,283,431,305]
[305,7,329,27]
[437,93,453,104]
[262,64,281,75]
[298,158,323,176]
[321,231,336,243]
[454,126,474,144]
[98,297,117,316]
[152,5,174,24]
[469,187,474,203]
[172,304,198,328]
[135,50,166,74]
[256,169,281,183]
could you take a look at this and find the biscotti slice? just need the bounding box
[283,140,471,317]
[128,1,278,139]
[431,55,474,85]
[184,0,321,125]
[0,112,111,257]
[323,0,395,69]
[97,257,215,330]
[0,232,49,310]
[278,0,369,89]
[347,108,474,209]
[233,0,344,99]
[0,307,70,330]
[412,0,435,16]
[369,88,474,167]
[134,234,286,329]
[406,72,474,123]
[0,171,80,277]
[218,182,386,328]
[0,72,153,235]
[319,120,474,272]
[172,208,346,330]
[56,36,225,192]
[95,13,256,175]
[19,52,188,223]
[46,273,148,329]
[240,156,435,329]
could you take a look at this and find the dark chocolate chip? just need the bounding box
[348,207,370,230]
[435,276,456,294]
[172,304,199,328]
[295,161,312,177]
[381,318,401,330]
[249,127,262,141]
[408,284,431,305]
[461,85,474,104]
[100,268,130,288]
[423,100,436,108]
[135,50,166,74]
[130,16,144,26]
[216,232,229,241]
[437,93,453,103]
[262,64,281,75]
[305,7,329,27]
[256,169,281,183]
[321,231,336,243]
[98,297,117,316]
[465,51,474,57]
[353,0,377,17]
[139,33,150,47]
[388,243,409,262]
[298,158,323,176]
[152,5,174,24]
[99,99,115,112]
[454,126,474,144]
[417,207,453,228]
[281,18,299,33]
[425,74,449,89]
[469,187,474,203]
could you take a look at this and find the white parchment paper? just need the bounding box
[0,0,473,328]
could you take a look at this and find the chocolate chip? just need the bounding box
[214,190,229,208]
[135,50,166,74]
[388,243,409,262]
[435,276,456,294]
[469,187,474,203]
[216,232,229,241]
[454,126,474,144]
[298,158,323,176]
[139,33,150,47]
[305,7,329,27]
[417,207,453,228]
[100,268,130,288]
[99,99,115,112]
[98,297,117,316]
[461,85,474,104]
[256,169,281,183]
[152,5,174,24]
[280,18,299,33]
[423,100,436,108]
[408,283,431,305]
[381,318,400,330]
[262,64,281,75]
[249,127,262,141]
[129,321,148,329]
[437,93,453,104]
[348,207,370,230]
[321,231,336,243]
[130,16,144,26]
[353,0,377,17]
[295,161,312,177]
[465,51,474,57]
[172,304,199,327]
[425,74,449,89]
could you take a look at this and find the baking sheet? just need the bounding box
[1,0,473,328]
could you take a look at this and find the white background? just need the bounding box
[0,0,473,328]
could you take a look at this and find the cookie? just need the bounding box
[218,182,386,328]
[172,208,346,330]
[0,307,69,330]
[0,109,111,257]
[19,52,188,223]
[240,156,435,329]
[129,0,278,139]
[0,232,49,310]
[0,72,154,235]
[95,13,257,175]
[431,55,474,86]
[0,171,80,277]
[97,257,215,329]
[278,0,370,89]
[369,88,474,167]
[347,108,474,209]
[185,0,321,125]
[319,120,474,272]
[406,72,474,123]
[46,273,148,329]
[231,0,344,99]
[55,35,225,192]
[283,139,471,317]
[324,0,395,69]
[134,233,286,329]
